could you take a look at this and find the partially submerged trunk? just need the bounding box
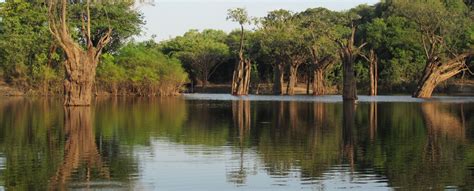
[413,53,471,98]
[231,57,251,95]
[309,48,335,96]
[48,0,112,106]
[336,26,365,101]
[63,50,98,106]
[341,49,358,101]
[364,50,378,96]
[272,63,285,95]
[286,64,298,95]
[312,68,325,95]
[231,25,251,96]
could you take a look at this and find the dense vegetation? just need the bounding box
[0,0,188,97]
[0,0,472,97]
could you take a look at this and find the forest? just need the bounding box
[0,0,473,101]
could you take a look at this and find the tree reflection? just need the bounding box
[342,101,356,171]
[227,100,252,185]
[49,107,110,190]
[421,103,465,162]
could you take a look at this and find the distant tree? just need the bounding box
[298,8,339,95]
[161,29,230,87]
[258,9,308,95]
[227,8,252,95]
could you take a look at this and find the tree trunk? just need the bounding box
[312,68,325,95]
[306,70,311,95]
[63,50,98,106]
[231,24,251,96]
[342,53,357,101]
[286,64,298,95]
[413,53,470,98]
[336,26,364,101]
[231,58,251,95]
[48,0,112,106]
[272,63,284,95]
[368,50,378,96]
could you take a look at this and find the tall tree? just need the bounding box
[360,49,378,95]
[227,8,252,95]
[48,0,112,106]
[298,8,339,95]
[259,9,307,95]
[333,12,366,101]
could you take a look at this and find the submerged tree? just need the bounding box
[161,29,230,87]
[390,0,474,98]
[361,49,378,96]
[228,8,252,95]
[334,16,366,101]
[298,8,339,95]
[259,10,307,95]
[48,0,112,106]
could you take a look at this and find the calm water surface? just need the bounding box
[0,95,473,190]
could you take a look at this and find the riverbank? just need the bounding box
[2,79,474,96]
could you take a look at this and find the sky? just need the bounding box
[137,0,379,42]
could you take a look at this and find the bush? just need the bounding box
[96,42,188,96]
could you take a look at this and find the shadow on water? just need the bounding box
[0,96,472,190]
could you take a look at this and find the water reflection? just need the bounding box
[49,107,109,189]
[0,97,472,190]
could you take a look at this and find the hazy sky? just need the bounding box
[137,0,379,41]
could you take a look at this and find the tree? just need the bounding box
[333,12,367,101]
[391,0,474,98]
[360,49,378,95]
[0,1,60,92]
[298,8,339,95]
[258,9,307,95]
[0,0,143,96]
[161,29,230,87]
[48,0,113,106]
[227,8,252,95]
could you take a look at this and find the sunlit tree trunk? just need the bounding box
[231,25,251,96]
[362,49,378,96]
[310,47,335,96]
[48,0,112,106]
[413,53,471,98]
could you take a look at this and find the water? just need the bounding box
[0,95,473,190]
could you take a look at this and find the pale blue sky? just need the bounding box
[137,0,379,41]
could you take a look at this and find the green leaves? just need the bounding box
[227,8,250,26]
[161,29,230,83]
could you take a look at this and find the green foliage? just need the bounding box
[161,29,230,85]
[96,42,188,96]
[0,0,144,94]
[227,8,250,26]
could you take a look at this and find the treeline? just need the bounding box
[0,0,473,97]
[161,0,473,96]
[0,0,188,96]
